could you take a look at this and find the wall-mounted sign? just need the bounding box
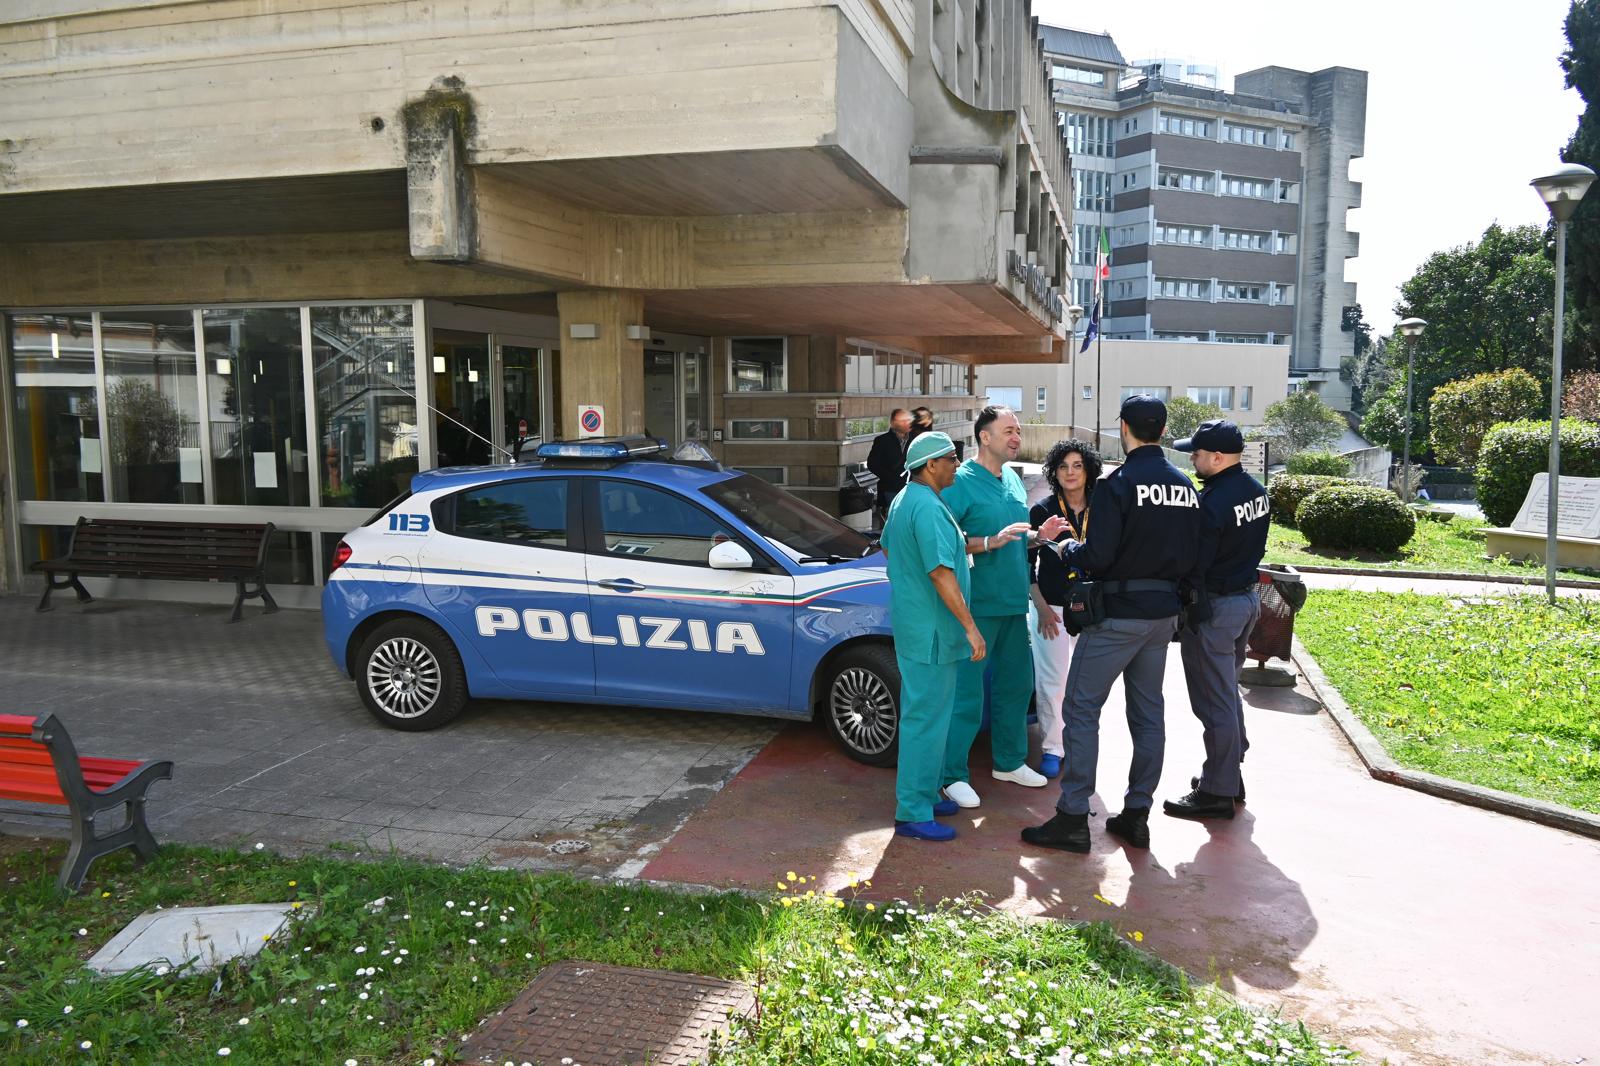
[814,399,840,417]
[577,405,605,438]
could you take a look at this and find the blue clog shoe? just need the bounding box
[1039,753,1062,779]
[933,797,960,817]
[894,820,957,841]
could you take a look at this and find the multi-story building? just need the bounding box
[0,1,1073,606]
[1042,25,1366,416]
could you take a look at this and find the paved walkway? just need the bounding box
[646,649,1600,1066]
[1298,570,1600,598]
[0,595,776,873]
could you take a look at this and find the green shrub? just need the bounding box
[1298,485,1416,553]
[1428,368,1542,467]
[1285,450,1351,477]
[1267,474,1357,527]
[1474,419,1600,526]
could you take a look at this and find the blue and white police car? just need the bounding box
[322,436,902,764]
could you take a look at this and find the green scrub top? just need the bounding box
[940,458,1030,617]
[882,480,972,665]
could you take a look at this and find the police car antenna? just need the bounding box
[376,373,517,462]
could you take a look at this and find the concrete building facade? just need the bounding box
[1043,26,1366,412]
[979,338,1288,434]
[0,0,1074,605]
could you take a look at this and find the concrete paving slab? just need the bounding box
[0,595,776,877]
[87,903,300,975]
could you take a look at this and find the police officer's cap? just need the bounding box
[1118,393,1167,440]
[904,431,956,472]
[1173,419,1246,454]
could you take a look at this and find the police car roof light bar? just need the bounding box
[534,436,669,461]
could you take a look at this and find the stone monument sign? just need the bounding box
[1510,474,1600,539]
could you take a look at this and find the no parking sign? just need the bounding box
[578,405,605,438]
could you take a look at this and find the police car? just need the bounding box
[322,436,901,765]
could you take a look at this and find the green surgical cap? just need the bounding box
[905,431,956,471]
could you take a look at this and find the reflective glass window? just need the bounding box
[202,307,310,506]
[8,312,101,502]
[312,304,417,509]
[453,478,569,548]
[100,310,203,504]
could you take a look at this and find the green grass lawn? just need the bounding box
[1264,515,1600,582]
[1296,590,1600,813]
[0,842,1356,1065]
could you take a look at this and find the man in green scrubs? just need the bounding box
[882,431,986,842]
[939,406,1067,808]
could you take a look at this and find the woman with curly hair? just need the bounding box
[1027,438,1102,779]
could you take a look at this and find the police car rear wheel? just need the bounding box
[822,645,899,767]
[356,619,468,730]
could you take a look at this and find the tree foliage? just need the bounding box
[1161,396,1223,445]
[1394,224,1559,395]
[1427,369,1544,467]
[1358,381,1418,454]
[1561,0,1600,371]
[1566,369,1600,421]
[1261,390,1345,458]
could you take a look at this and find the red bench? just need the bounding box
[0,713,173,892]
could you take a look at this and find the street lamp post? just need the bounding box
[1532,162,1597,604]
[1395,317,1427,502]
[1066,304,1084,434]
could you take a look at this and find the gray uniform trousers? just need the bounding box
[1056,614,1179,815]
[1178,589,1260,797]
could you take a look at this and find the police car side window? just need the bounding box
[597,481,735,567]
[453,479,568,548]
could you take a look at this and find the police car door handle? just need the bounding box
[597,578,643,592]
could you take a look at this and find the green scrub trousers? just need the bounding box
[895,655,958,823]
[945,613,1033,783]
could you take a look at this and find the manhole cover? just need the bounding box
[461,960,752,1065]
[546,839,590,855]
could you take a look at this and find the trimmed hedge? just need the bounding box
[1298,485,1416,553]
[1267,474,1357,527]
[1285,450,1352,477]
[1474,419,1600,527]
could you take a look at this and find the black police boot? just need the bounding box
[1191,774,1245,804]
[1164,788,1236,820]
[1020,811,1090,853]
[1104,807,1151,848]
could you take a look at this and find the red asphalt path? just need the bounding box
[644,654,1600,1066]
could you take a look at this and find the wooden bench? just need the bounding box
[33,517,278,623]
[0,713,174,892]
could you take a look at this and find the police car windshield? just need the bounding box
[703,474,874,563]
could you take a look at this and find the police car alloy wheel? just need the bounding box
[355,618,468,731]
[822,645,900,767]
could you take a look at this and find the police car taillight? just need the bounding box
[330,541,353,571]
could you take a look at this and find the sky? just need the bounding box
[1033,0,1585,336]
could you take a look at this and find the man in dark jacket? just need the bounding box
[867,408,914,519]
[1166,419,1270,820]
[1021,394,1201,854]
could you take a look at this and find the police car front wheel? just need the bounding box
[356,618,469,731]
[821,644,900,767]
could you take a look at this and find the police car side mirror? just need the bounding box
[708,541,754,570]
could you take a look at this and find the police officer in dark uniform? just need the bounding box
[1021,394,1201,853]
[1164,419,1270,820]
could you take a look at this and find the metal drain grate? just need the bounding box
[460,960,753,1065]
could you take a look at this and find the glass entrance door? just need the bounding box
[642,348,707,448]
[498,339,546,461]
[432,329,492,467]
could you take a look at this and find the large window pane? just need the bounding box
[730,337,785,392]
[203,308,309,506]
[8,312,103,503]
[312,304,417,508]
[101,310,203,504]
